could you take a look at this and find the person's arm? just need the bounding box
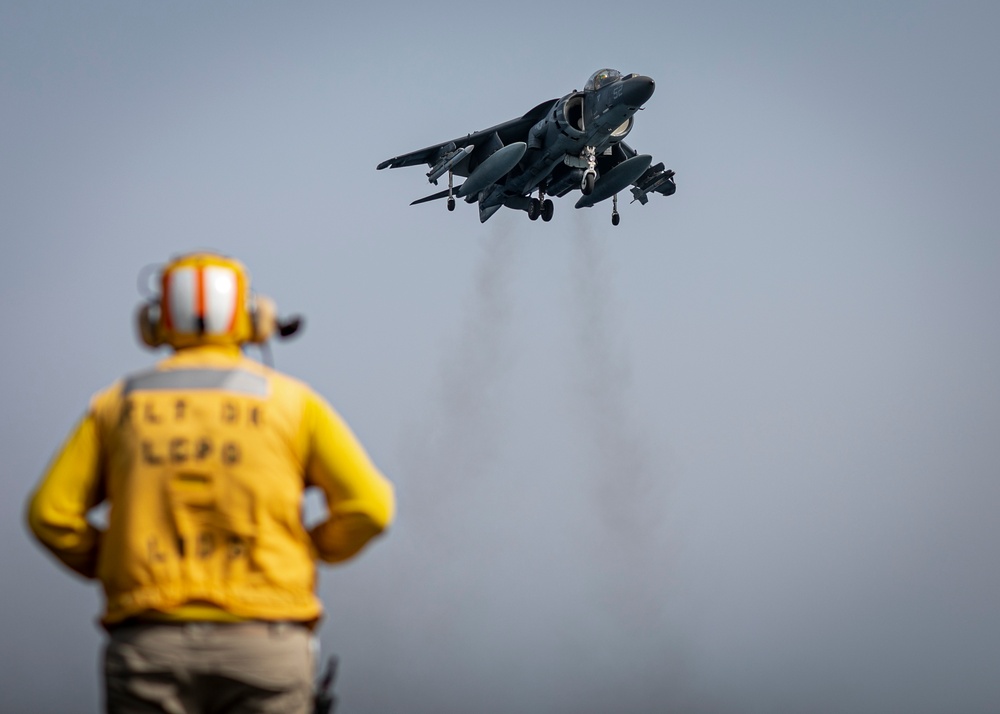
[26,412,105,579]
[303,393,395,563]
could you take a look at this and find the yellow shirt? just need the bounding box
[26,346,395,626]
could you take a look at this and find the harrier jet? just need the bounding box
[377,69,676,225]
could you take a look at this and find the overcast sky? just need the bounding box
[3,2,999,713]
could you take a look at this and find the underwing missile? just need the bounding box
[426,144,475,185]
[630,164,676,204]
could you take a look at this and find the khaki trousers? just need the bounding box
[104,621,314,714]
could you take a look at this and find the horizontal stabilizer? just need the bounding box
[410,187,464,205]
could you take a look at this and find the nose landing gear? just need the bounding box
[580,146,597,196]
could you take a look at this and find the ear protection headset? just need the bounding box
[136,253,293,349]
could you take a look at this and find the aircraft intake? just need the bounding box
[555,94,587,138]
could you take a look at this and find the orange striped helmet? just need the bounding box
[137,253,274,349]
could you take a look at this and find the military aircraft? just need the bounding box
[376,68,676,226]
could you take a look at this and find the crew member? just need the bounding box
[26,252,395,714]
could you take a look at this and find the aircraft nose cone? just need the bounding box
[623,75,655,107]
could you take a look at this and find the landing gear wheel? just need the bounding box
[541,198,554,222]
[612,212,620,226]
[447,197,456,212]
[528,198,541,221]
[582,171,596,196]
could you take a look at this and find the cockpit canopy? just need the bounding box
[585,68,622,91]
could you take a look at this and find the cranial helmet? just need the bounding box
[136,252,277,349]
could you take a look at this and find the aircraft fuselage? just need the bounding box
[483,73,655,208]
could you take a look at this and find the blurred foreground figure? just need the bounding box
[26,253,395,714]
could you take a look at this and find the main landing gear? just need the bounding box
[528,188,553,222]
[446,170,456,211]
[611,193,620,226]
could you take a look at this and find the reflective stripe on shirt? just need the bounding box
[123,369,269,396]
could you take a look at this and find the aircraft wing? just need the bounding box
[376,98,557,171]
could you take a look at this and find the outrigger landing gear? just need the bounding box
[447,170,456,211]
[611,193,620,226]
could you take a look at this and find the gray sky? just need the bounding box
[3,2,999,712]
